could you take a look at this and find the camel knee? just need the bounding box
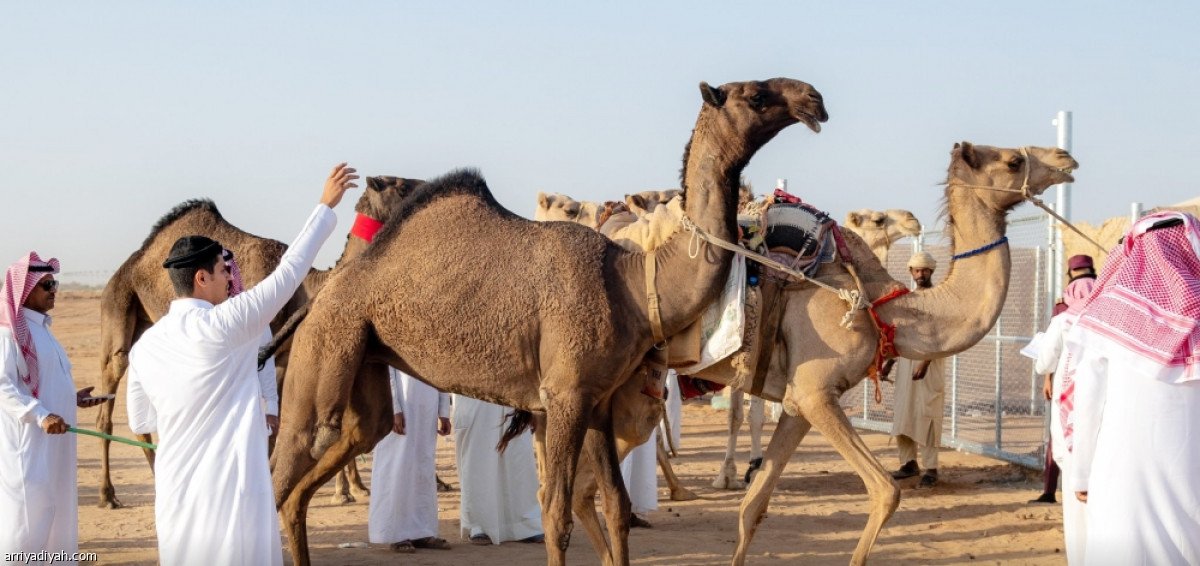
[311,424,342,460]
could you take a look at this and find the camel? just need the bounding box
[844,209,923,264]
[269,77,828,566]
[712,207,923,490]
[93,176,417,508]
[678,142,1078,565]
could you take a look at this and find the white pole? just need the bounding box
[1131,202,1143,224]
[1050,111,1073,300]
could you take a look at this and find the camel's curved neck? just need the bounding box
[642,113,750,335]
[886,185,1013,359]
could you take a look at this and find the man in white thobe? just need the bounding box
[1064,212,1200,565]
[890,251,947,488]
[1,253,104,565]
[368,368,451,552]
[1034,276,1095,564]
[451,394,543,545]
[126,164,357,566]
[621,427,658,527]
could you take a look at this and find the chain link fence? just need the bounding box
[840,213,1053,469]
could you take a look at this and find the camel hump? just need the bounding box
[140,199,223,250]
[374,168,518,243]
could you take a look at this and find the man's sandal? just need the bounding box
[412,536,451,550]
[389,541,416,554]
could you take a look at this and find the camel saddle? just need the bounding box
[738,197,837,279]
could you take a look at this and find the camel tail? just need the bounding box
[258,302,312,370]
[496,410,536,454]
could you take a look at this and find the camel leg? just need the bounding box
[572,460,615,566]
[280,435,367,566]
[346,459,370,498]
[744,396,766,484]
[658,441,698,501]
[660,413,678,458]
[329,468,355,505]
[583,410,631,566]
[97,307,140,509]
[732,411,812,566]
[713,389,746,489]
[798,392,901,566]
[537,391,593,566]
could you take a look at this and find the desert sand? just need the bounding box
[50,291,1066,565]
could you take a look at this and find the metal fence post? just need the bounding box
[994,313,1003,450]
[951,355,958,438]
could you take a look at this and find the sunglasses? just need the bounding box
[38,280,59,292]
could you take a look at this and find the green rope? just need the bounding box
[67,427,157,450]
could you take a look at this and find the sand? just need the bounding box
[48,291,1067,565]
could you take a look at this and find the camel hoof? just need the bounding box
[311,425,341,459]
[98,497,123,510]
[670,488,700,501]
[712,476,746,490]
[330,493,356,505]
[351,486,371,498]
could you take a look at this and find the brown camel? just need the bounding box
[93,176,417,508]
[269,78,828,566]
[712,207,923,490]
[843,208,923,264]
[685,143,1079,565]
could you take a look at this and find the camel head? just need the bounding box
[359,176,424,220]
[625,189,682,216]
[843,208,922,264]
[946,143,1078,212]
[844,209,922,241]
[698,78,828,144]
[535,191,600,228]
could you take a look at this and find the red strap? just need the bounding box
[350,213,384,243]
[864,287,911,403]
[831,225,853,263]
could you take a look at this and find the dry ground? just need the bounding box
[53,291,1067,565]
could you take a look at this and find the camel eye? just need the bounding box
[1007,156,1024,171]
[748,92,765,109]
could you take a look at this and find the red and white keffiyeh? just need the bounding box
[224,249,245,297]
[0,252,61,398]
[1060,211,1200,450]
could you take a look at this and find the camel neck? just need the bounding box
[885,186,1013,359]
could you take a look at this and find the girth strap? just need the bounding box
[645,249,666,345]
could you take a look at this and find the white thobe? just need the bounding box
[451,394,542,544]
[1068,331,1200,565]
[0,311,78,565]
[1034,314,1087,564]
[621,429,658,515]
[368,369,450,544]
[659,369,681,452]
[256,328,279,418]
[126,204,336,566]
[890,357,946,469]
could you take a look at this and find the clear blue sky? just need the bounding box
[3,1,1197,281]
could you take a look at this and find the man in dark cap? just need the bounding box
[125,163,358,566]
[1067,254,1096,283]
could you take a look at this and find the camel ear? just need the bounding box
[700,82,727,108]
[367,176,382,191]
[957,141,980,169]
[537,191,549,209]
[845,213,862,227]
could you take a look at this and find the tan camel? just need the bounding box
[93,176,417,508]
[685,143,1079,565]
[534,192,604,228]
[712,207,923,490]
[844,209,923,264]
[269,78,828,566]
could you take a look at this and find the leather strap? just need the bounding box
[645,249,665,345]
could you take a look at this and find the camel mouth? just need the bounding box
[795,111,823,133]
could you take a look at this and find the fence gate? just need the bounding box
[841,213,1054,469]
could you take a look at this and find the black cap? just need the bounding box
[163,236,223,269]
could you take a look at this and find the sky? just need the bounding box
[3,1,1198,283]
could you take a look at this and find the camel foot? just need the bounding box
[330,491,356,505]
[98,488,123,509]
[350,485,371,498]
[670,487,700,501]
[436,478,454,493]
[712,476,746,490]
[311,424,341,460]
[743,457,764,485]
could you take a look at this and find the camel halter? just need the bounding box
[952,146,1105,253]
